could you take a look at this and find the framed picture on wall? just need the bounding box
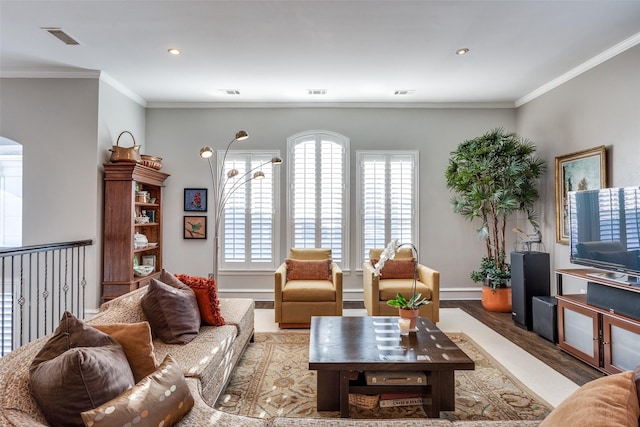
[184,188,207,212]
[184,216,207,239]
[555,146,607,244]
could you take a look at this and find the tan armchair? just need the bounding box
[274,248,343,328]
[363,247,440,323]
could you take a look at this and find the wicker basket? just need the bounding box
[140,154,163,170]
[348,393,379,409]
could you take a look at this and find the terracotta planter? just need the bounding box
[399,308,419,329]
[481,286,512,312]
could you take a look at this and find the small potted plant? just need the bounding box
[374,239,429,328]
[445,128,546,312]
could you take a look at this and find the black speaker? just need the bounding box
[587,281,640,320]
[532,296,557,343]
[511,252,550,329]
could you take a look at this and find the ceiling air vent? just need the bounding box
[220,89,241,95]
[307,89,327,95]
[394,90,415,96]
[42,28,80,45]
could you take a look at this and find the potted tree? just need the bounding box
[445,128,546,312]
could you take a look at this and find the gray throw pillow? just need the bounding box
[29,311,135,427]
[141,276,200,344]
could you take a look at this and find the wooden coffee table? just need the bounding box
[308,316,474,418]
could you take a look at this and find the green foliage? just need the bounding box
[445,128,546,285]
[386,292,430,310]
[470,256,511,289]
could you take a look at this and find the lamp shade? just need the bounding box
[253,171,265,180]
[200,146,214,158]
[235,130,249,141]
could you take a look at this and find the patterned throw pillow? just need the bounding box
[371,258,416,279]
[81,355,194,427]
[29,312,135,427]
[286,258,332,281]
[175,273,226,326]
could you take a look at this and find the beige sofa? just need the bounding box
[2,284,638,427]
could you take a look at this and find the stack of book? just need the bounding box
[379,393,425,408]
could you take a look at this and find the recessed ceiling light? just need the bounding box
[394,90,415,96]
[307,89,327,95]
[456,48,470,56]
[167,48,181,55]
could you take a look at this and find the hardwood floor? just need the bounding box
[257,299,604,386]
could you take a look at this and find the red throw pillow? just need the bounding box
[286,259,332,281]
[371,258,416,279]
[175,274,225,326]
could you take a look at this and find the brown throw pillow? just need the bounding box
[286,258,332,280]
[539,370,640,427]
[29,312,135,427]
[175,274,225,326]
[371,258,416,279]
[81,355,194,427]
[92,322,158,382]
[141,277,200,344]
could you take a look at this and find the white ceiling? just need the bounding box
[2,0,640,107]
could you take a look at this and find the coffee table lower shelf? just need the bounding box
[316,369,455,418]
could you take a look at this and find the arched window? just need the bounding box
[287,131,349,266]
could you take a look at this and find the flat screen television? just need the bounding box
[568,186,640,285]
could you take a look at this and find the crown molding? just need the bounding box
[0,70,100,79]
[146,101,515,109]
[99,72,146,107]
[516,31,640,107]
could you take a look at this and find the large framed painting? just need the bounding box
[555,146,607,244]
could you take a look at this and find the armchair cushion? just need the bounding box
[379,279,433,301]
[289,248,332,260]
[282,280,337,302]
[286,258,332,281]
[371,258,416,279]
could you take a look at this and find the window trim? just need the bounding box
[355,150,419,271]
[217,149,281,272]
[286,130,350,269]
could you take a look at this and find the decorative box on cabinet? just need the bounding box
[510,252,550,330]
[555,269,640,375]
[102,163,170,301]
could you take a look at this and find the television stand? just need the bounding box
[586,271,640,286]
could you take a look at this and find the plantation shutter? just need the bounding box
[623,187,640,250]
[290,132,348,265]
[221,152,277,268]
[360,152,417,263]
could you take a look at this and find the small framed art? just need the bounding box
[184,216,207,239]
[184,188,207,212]
[555,146,606,244]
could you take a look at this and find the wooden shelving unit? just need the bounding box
[102,163,170,301]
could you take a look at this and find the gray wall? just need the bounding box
[517,44,640,294]
[145,107,516,300]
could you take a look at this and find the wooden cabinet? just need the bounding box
[102,163,170,300]
[555,269,640,374]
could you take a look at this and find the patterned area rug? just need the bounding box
[215,332,552,421]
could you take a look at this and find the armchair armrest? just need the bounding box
[274,262,287,322]
[362,261,380,315]
[331,263,343,315]
[417,264,440,320]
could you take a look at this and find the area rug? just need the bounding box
[215,332,552,421]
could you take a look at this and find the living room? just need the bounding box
[1,1,640,425]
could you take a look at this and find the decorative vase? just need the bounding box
[399,308,419,329]
[481,286,512,312]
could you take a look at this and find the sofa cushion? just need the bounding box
[286,258,332,281]
[175,273,225,326]
[539,370,640,427]
[92,322,158,383]
[81,354,194,427]
[371,258,416,279]
[141,277,200,344]
[29,311,135,427]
